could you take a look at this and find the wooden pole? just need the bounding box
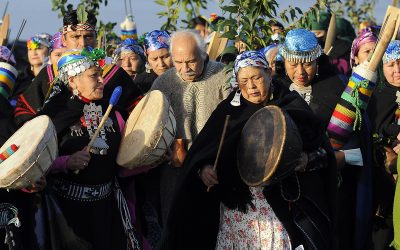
[324,13,336,55]
[207,115,230,192]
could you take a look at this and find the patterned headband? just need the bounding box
[144,30,170,53]
[57,47,105,84]
[280,28,322,63]
[63,23,96,34]
[383,40,400,64]
[233,51,269,79]
[350,28,377,67]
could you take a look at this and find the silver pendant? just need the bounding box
[230,90,241,106]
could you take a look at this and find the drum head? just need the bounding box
[117,90,175,168]
[237,106,301,187]
[0,115,58,189]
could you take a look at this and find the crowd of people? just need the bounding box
[0,5,398,250]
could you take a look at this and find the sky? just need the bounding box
[2,0,393,41]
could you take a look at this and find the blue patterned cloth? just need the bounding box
[113,38,145,62]
[279,28,322,63]
[383,40,400,64]
[233,51,269,79]
[144,30,170,52]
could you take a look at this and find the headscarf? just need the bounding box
[0,46,16,65]
[258,44,279,60]
[279,29,322,63]
[113,38,145,62]
[144,30,170,53]
[49,32,65,53]
[383,40,400,64]
[233,51,269,79]
[57,47,105,84]
[350,27,378,67]
[27,33,52,50]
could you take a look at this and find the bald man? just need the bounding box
[150,29,231,225]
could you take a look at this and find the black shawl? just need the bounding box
[160,83,337,250]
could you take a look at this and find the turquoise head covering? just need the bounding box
[383,40,400,64]
[279,29,322,63]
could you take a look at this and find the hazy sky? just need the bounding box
[3,0,392,41]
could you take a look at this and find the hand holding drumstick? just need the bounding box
[199,115,230,192]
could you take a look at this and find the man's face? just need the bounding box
[171,36,204,82]
[62,30,97,49]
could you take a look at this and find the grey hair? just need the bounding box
[169,29,208,60]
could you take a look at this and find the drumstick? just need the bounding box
[74,86,122,174]
[207,115,230,192]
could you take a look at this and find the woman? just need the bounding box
[350,27,378,69]
[133,29,174,249]
[133,30,173,94]
[368,40,400,249]
[160,51,336,250]
[49,32,67,65]
[280,28,374,250]
[37,48,144,250]
[113,38,145,81]
[12,33,51,99]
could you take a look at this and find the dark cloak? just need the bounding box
[160,84,337,250]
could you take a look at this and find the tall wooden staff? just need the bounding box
[324,12,336,56]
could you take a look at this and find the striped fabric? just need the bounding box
[0,62,18,100]
[327,64,377,150]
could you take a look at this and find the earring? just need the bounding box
[145,62,151,73]
[230,89,241,106]
[316,68,319,77]
[73,88,79,97]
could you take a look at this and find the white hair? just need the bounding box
[169,29,207,60]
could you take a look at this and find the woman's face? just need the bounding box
[28,46,49,66]
[116,52,142,77]
[284,60,317,87]
[383,59,400,88]
[49,47,67,65]
[355,41,375,66]
[147,48,173,76]
[69,66,104,100]
[237,66,271,104]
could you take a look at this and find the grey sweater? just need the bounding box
[151,60,231,149]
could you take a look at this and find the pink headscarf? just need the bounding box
[49,32,65,53]
[350,27,378,68]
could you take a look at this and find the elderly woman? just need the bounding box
[160,51,336,250]
[113,38,145,80]
[35,49,144,250]
[281,28,375,250]
[368,41,400,249]
[133,30,173,94]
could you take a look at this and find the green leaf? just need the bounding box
[155,0,166,6]
[77,4,88,24]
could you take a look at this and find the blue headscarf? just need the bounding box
[144,30,170,53]
[113,38,145,62]
[233,51,269,79]
[383,40,400,64]
[279,29,322,63]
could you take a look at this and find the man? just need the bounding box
[15,9,141,126]
[150,29,231,226]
